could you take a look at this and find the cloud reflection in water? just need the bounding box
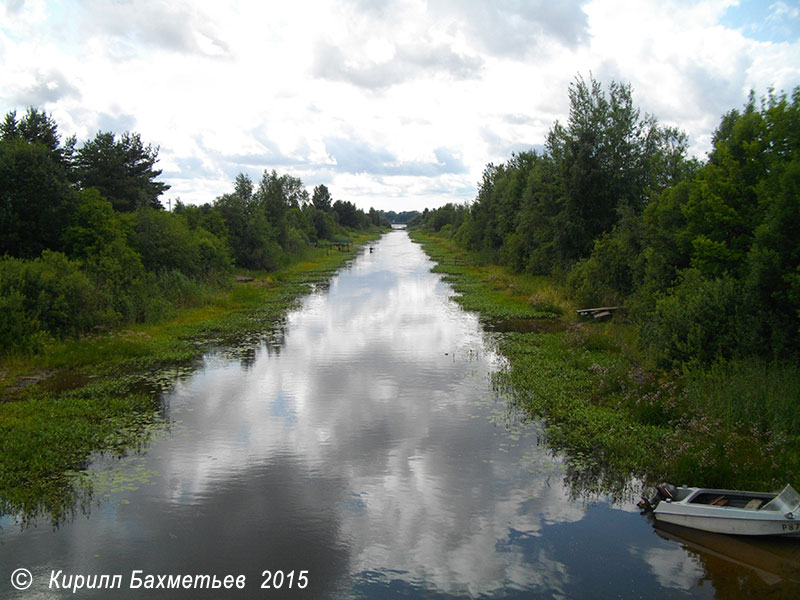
[155,230,578,596]
[1,230,720,599]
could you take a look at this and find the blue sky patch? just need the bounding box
[721,0,800,44]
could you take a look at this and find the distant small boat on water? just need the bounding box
[639,483,800,537]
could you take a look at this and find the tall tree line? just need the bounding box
[413,76,800,367]
[0,108,387,355]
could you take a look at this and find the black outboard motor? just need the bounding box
[638,482,678,512]
[655,483,678,502]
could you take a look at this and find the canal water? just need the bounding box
[2,230,799,598]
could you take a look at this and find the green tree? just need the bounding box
[635,88,800,364]
[332,200,360,228]
[0,111,77,257]
[368,207,390,227]
[255,170,309,233]
[174,201,230,245]
[312,184,333,211]
[546,75,688,263]
[0,108,75,169]
[215,174,283,270]
[234,173,253,202]
[125,208,230,279]
[308,206,335,240]
[76,131,169,211]
[126,209,201,276]
[61,188,149,322]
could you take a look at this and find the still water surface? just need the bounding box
[2,230,799,598]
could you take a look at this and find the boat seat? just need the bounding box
[709,496,728,506]
[745,499,763,510]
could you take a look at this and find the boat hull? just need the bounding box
[654,510,800,537]
[648,483,800,537]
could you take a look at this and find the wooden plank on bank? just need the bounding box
[576,306,620,320]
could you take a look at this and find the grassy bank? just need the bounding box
[410,230,800,497]
[0,232,381,524]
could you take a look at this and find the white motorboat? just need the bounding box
[641,483,800,537]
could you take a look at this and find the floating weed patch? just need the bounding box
[0,387,162,526]
[407,223,683,495]
[0,234,380,525]
[87,457,159,500]
[492,330,670,496]
[412,230,800,494]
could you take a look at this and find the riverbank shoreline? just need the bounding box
[409,230,800,498]
[0,231,382,523]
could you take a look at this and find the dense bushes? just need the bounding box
[620,90,800,365]
[126,208,231,278]
[0,252,98,352]
[641,271,743,367]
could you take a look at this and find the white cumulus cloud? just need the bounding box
[1,0,798,211]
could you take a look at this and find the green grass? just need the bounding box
[410,230,800,496]
[413,232,570,320]
[0,232,381,524]
[683,359,800,434]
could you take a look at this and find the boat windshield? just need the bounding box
[762,485,800,512]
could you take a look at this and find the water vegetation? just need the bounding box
[411,230,800,497]
[0,107,387,523]
[409,77,800,494]
[0,235,378,525]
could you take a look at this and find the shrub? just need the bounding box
[194,227,232,277]
[0,289,47,355]
[641,269,743,367]
[0,251,102,355]
[127,209,201,277]
[155,269,205,308]
[17,251,100,336]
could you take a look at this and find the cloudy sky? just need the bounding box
[1,0,799,211]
